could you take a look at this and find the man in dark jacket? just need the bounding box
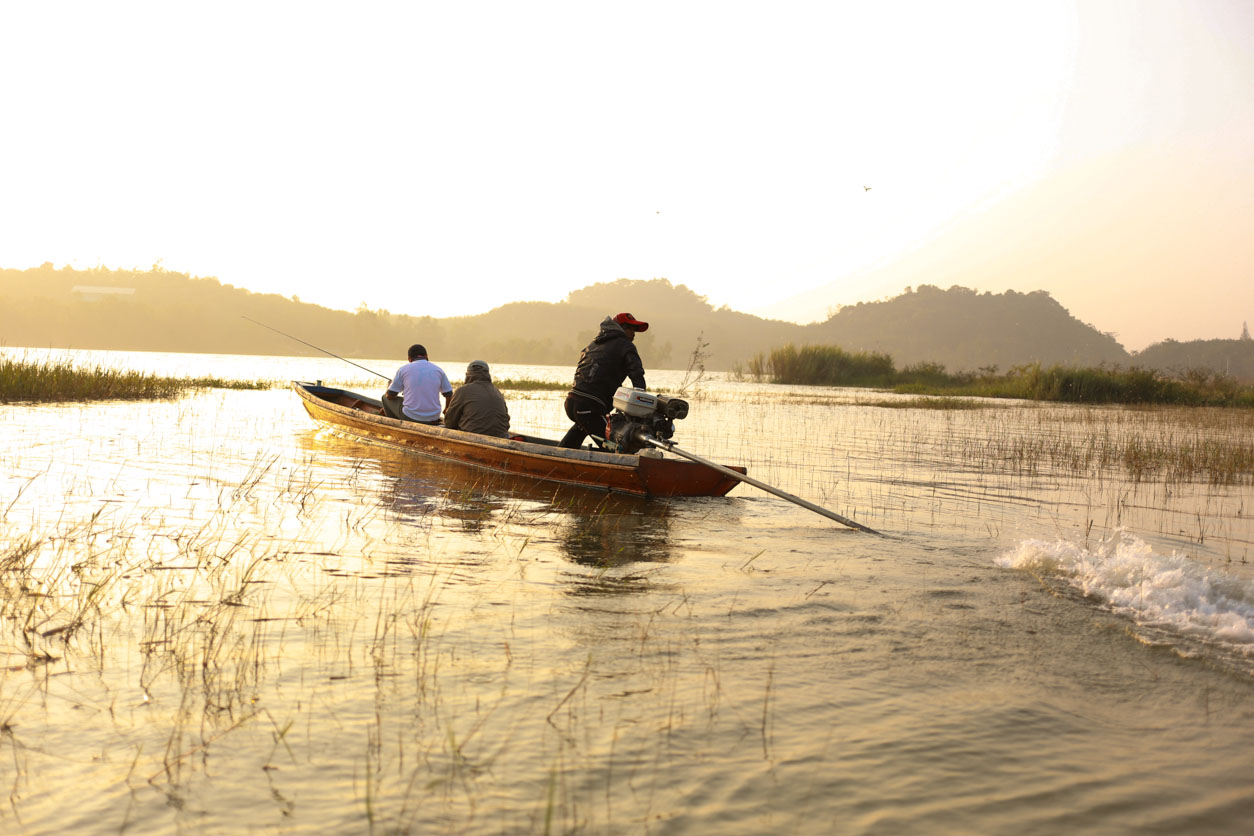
[444,360,510,438]
[559,313,648,449]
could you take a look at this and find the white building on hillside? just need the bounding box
[71,286,137,302]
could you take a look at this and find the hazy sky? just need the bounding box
[2,1,1251,349]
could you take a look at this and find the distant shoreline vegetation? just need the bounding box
[0,355,569,403]
[6,345,1250,408]
[737,344,1254,407]
[0,355,274,403]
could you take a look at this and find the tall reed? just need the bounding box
[746,344,896,386]
[0,354,273,402]
[740,344,1254,407]
[918,363,1254,406]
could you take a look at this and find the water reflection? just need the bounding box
[554,502,671,568]
[295,424,677,587]
[553,502,674,597]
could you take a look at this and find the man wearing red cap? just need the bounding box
[559,313,650,449]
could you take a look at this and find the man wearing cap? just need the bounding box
[383,344,453,425]
[444,360,510,438]
[559,313,649,449]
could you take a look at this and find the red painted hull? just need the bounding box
[292,382,744,497]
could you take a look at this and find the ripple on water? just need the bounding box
[2,363,1253,835]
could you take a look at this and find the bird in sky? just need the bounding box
[863,185,872,192]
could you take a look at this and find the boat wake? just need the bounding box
[997,531,1254,669]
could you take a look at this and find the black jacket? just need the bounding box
[570,317,647,409]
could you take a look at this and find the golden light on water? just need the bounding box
[3,351,1254,832]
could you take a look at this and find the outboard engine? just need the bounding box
[606,387,689,454]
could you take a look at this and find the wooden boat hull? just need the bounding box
[292,382,745,497]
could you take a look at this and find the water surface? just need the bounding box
[2,349,1252,834]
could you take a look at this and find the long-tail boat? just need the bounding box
[292,381,744,497]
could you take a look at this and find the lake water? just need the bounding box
[2,348,1253,835]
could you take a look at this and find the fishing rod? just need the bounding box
[637,431,883,535]
[241,316,391,381]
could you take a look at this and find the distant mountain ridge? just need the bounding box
[2,265,1248,379]
[805,284,1130,371]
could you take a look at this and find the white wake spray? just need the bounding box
[997,531,1254,653]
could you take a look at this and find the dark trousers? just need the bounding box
[382,393,407,421]
[559,392,609,449]
[382,394,440,425]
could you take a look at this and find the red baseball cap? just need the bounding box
[614,312,649,332]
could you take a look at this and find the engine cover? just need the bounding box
[605,388,688,454]
[612,387,659,417]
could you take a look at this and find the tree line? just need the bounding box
[3,264,1250,380]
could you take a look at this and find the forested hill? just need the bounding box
[0,266,797,370]
[803,284,1131,371]
[2,264,1228,375]
[1133,335,1254,380]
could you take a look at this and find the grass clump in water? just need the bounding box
[489,378,569,392]
[0,355,275,403]
[859,396,986,410]
[738,344,1254,407]
[744,344,896,387]
[910,364,1254,407]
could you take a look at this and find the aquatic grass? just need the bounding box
[673,332,712,399]
[858,397,988,410]
[488,377,568,392]
[180,375,276,391]
[925,363,1254,406]
[747,344,897,387]
[909,363,1234,406]
[1,353,182,401]
[0,354,276,402]
[740,344,1254,407]
[933,406,1254,485]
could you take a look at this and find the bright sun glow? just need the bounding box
[1,1,1251,349]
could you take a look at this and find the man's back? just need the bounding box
[391,359,451,422]
[445,379,510,437]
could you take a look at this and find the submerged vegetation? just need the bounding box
[0,354,274,402]
[739,344,1254,407]
[948,406,1254,486]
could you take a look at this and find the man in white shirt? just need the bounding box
[383,344,453,424]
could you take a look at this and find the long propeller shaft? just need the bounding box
[640,432,882,535]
